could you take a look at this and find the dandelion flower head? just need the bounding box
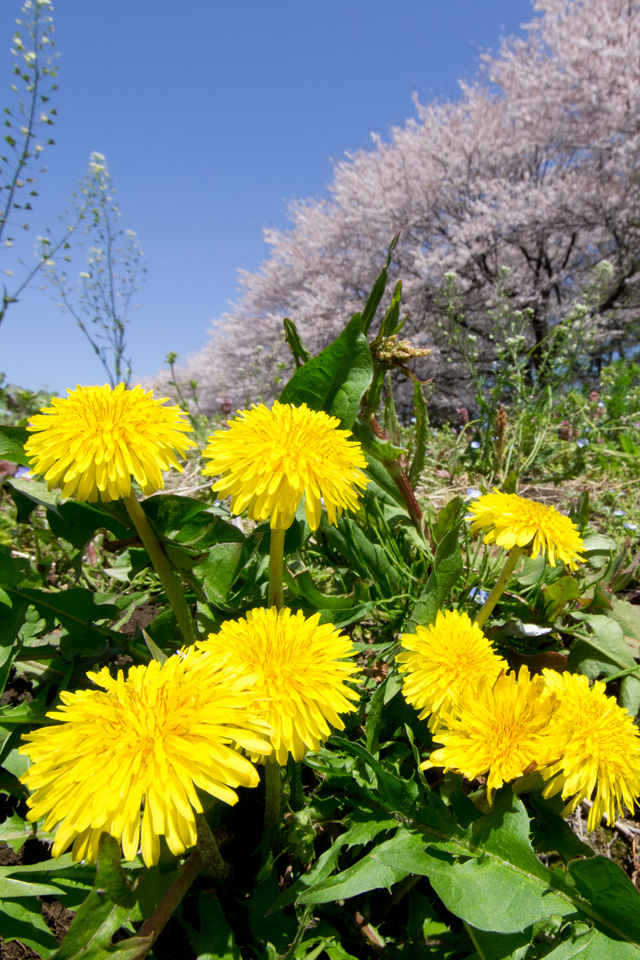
[397,609,507,730]
[197,606,360,763]
[540,669,640,831]
[201,401,369,530]
[25,383,196,503]
[20,653,272,867]
[467,489,585,569]
[424,667,558,804]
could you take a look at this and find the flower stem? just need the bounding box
[136,849,202,957]
[123,492,199,646]
[474,545,525,630]
[264,756,282,831]
[268,527,285,611]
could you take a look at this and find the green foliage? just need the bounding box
[1,246,640,960]
[279,312,373,428]
[435,266,640,488]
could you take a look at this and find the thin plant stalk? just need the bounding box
[475,545,525,630]
[268,527,285,610]
[136,849,203,958]
[123,492,199,645]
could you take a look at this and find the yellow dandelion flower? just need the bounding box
[397,609,507,730]
[467,489,585,570]
[540,670,640,831]
[197,606,360,764]
[201,401,369,530]
[19,653,272,867]
[424,667,557,804]
[25,383,196,502]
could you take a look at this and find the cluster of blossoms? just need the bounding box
[20,606,359,867]
[399,492,640,831]
[20,385,368,866]
[19,383,640,870]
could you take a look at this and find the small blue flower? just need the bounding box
[624,523,638,531]
[14,465,31,479]
[466,487,482,499]
[470,440,481,450]
[576,438,589,448]
[598,401,605,408]
[409,416,417,424]
[469,587,490,604]
[613,509,626,517]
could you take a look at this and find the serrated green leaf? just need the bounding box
[279,313,373,428]
[0,596,27,646]
[357,430,406,467]
[610,597,640,645]
[1,854,81,875]
[374,791,576,934]
[529,794,594,864]
[298,831,410,904]
[569,856,640,946]
[0,685,50,727]
[544,576,581,620]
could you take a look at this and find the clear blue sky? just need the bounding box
[0,0,534,394]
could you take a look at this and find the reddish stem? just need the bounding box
[135,850,203,957]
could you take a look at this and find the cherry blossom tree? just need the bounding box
[166,0,640,419]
